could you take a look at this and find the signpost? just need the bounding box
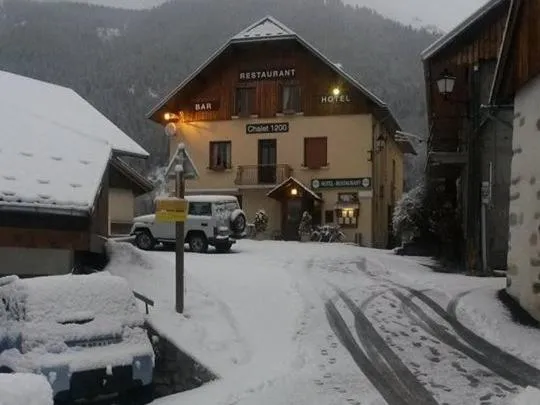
[159,143,199,314]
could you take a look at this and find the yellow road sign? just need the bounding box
[155,197,188,223]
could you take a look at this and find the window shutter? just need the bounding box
[305,137,327,169]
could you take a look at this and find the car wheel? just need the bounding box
[231,210,247,234]
[135,231,156,251]
[216,242,232,253]
[188,233,208,253]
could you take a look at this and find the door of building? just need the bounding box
[283,198,303,241]
[258,139,277,184]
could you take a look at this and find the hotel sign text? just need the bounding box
[320,94,352,104]
[246,122,289,134]
[239,68,296,81]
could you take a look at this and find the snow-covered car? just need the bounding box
[0,274,154,402]
[130,195,247,253]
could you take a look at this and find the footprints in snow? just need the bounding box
[313,333,352,400]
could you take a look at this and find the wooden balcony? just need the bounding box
[235,164,293,186]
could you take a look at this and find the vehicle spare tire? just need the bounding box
[230,209,247,233]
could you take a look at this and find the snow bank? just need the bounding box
[512,387,540,405]
[0,373,53,405]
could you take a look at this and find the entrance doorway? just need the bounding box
[283,198,303,241]
[258,139,277,184]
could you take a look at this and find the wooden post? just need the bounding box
[175,148,185,314]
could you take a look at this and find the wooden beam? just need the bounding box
[428,151,469,165]
[0,227,90,250]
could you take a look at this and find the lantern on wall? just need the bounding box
[436,69,456,99]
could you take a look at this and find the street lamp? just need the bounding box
[436,69,456,99]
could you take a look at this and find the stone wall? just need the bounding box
[507,74,540,322]
[146,325,217,399]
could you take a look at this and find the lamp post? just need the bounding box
[163,112,186,313]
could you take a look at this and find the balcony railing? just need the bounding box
[235,164,293,186]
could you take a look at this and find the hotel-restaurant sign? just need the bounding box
[311,177,371,190]
[239,68,296,81]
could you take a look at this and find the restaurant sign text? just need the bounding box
[239,68,296,81]
[311,177,371,190]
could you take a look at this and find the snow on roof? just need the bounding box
[185,195,239,203]
[148,16,400,129]
[267,177,322,201]
[0,101,110,215]
[231,15,296,41]
[0,70,148,158]
[421,0,505,61]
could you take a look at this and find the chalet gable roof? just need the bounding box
[0,70,148,159]
[0,71,150,216]
[421,0,506,61]
[147,16,400,130]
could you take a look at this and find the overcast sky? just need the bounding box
[28,0,491,32]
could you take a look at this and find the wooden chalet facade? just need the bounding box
[422,0,513,272]
[148,16,415,246]
[490,0,540,321]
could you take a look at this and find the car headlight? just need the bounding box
[132,355,153,386]
[41,365,70,396]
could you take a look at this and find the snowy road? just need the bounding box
[107,241,540,405]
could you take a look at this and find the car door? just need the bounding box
[187,202,213,236]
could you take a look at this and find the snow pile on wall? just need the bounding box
[0,373,53,405]
[512,386,540,405]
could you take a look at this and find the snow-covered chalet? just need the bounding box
[147,16,415,246]
[0,70,152,277]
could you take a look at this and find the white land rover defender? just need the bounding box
[130,195,246,253]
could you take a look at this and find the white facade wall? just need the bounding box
[507,74,540,321]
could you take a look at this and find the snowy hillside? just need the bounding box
[28,0,166,10]
[28,0,488,31]
[346,0,489,31]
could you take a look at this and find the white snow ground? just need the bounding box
[107,240,540,405]
[0,373,53,405]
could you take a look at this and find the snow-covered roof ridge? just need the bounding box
[0,70,149,158]
[231,15,296,41]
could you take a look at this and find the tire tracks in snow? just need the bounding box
[391,288,525,388]
[324,299,409,405]
[445,289,540,387]
[350,254,540,390]
[335,289,439,405]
